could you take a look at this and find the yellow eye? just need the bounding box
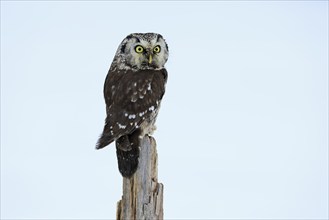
[135,45,144,53]
[153,45,161,53]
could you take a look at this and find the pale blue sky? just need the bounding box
[1,1,328,219]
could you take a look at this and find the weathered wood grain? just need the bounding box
[116,136,164,220]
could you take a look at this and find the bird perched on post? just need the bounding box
[96,33,169,177]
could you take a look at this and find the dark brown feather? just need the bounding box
[96,68,167,150]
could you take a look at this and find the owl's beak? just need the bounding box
[148,54,153,64]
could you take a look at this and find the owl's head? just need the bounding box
[113,33,169,71]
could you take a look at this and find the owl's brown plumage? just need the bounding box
[96,33,169,177]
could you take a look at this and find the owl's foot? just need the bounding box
[150,124,157,134]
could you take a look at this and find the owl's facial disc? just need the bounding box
[117,33,169,70]
[133,44,160,68]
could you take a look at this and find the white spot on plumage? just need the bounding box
[149,106,155,111]
[128,114,136,119]
[124,113,128,117]
[147,83,151,91]
[117,123,126,129]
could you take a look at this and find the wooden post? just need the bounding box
[116,136,164,220]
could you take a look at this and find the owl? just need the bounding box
[96,33,169,177]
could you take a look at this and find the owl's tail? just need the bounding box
[115,130,141,177]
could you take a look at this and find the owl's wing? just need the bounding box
[96,68,167,149]
[103,68,124,114]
